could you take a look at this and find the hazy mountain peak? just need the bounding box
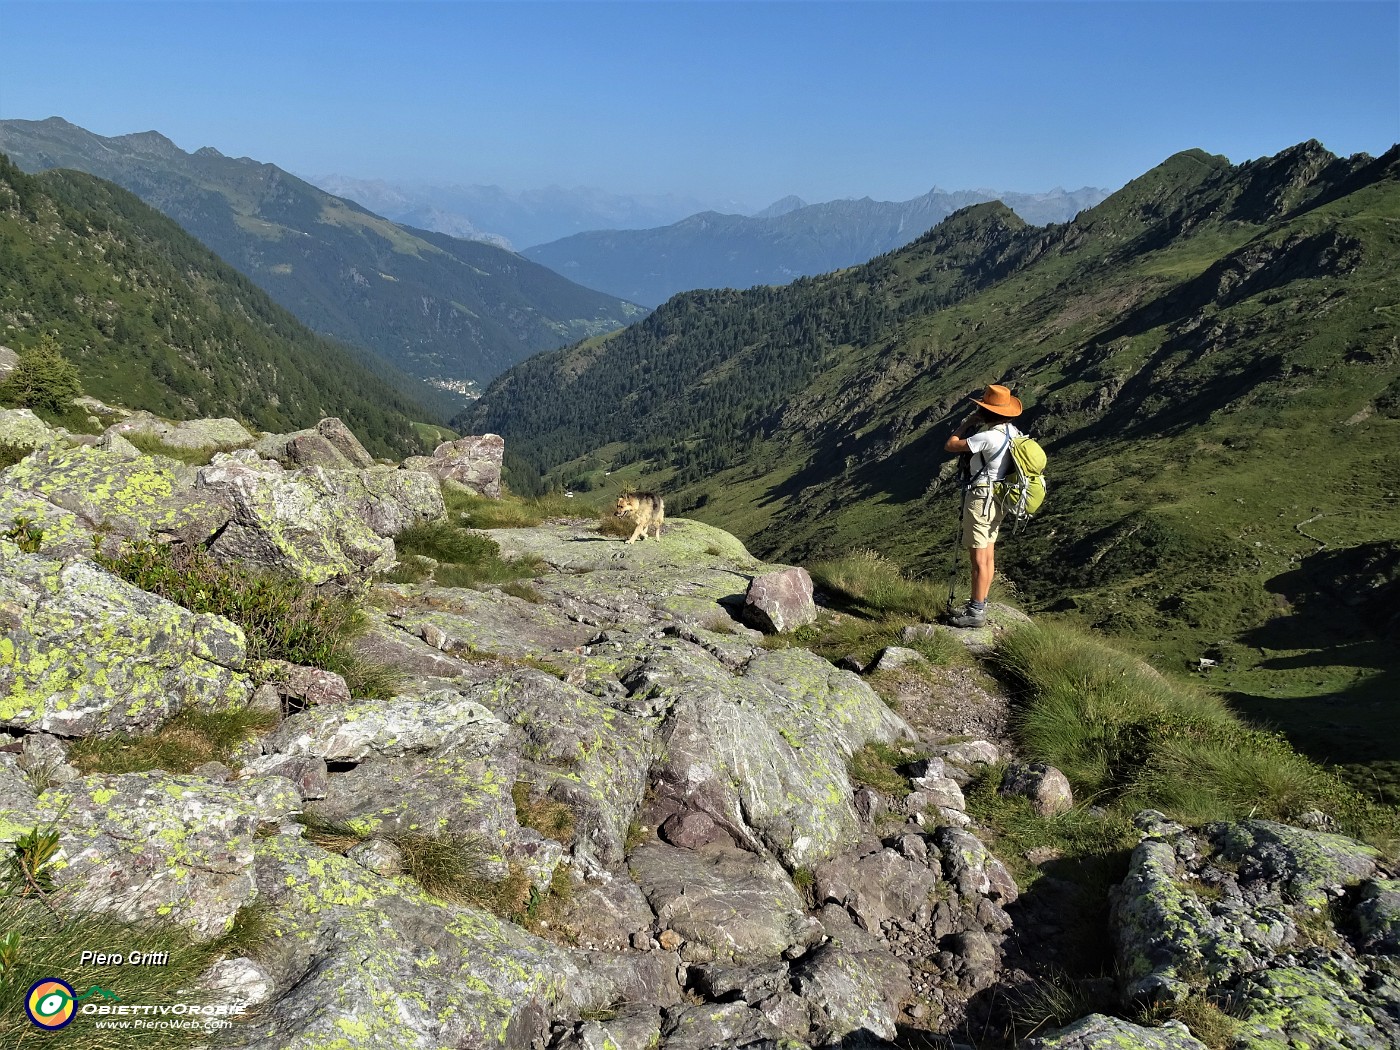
[753,195,808,218]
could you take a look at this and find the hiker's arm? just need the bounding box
[944,418,978,454]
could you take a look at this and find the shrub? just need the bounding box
[99,541,393,698]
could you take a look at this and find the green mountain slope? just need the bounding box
[522,185,1110,307]
[0,117,645,391]
[0,154,428,457]
[469,140,1400,798]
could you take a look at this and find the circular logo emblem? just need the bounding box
[26,978,76,1029]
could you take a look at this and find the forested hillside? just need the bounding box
[470,140,1400,795]
[0,154,428,457]
[0,117,645,391]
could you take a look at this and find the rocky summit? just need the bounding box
[1,408,1396,1050]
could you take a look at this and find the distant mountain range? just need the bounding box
[304,175,754,251]
[0,118,644,393]
[520,185,1110,307]
[0,154,427,456]
[467,139,1400,791]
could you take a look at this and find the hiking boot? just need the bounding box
[945,603,987,629]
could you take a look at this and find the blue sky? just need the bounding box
[1,1,1396,207]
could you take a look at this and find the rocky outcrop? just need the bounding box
[0,540,251,735]
[1110,811,1398,1049]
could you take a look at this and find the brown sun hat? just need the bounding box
[971,383,1023,418]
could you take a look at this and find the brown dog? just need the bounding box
[614,492,665,543]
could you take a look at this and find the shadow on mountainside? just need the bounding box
[1221,542,1400,801]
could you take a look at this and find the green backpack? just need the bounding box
[993,428,1048,522]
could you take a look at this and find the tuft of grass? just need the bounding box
[846,741,921,795]
[596,511,635,539]
[0,895,234,1050]
[391,520,546,590]
[68,707,279,776]
[993,621,1398,845]
[512,782,576,846]
[498,581,544,603]
[1136,993,1240,1050]
[809,548,953,621]
[99,541,393,698]
[442,487,580,528]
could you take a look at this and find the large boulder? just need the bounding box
[0,541,251,735]
[103,411,255,453]
[297,465,445,537]
[0,407,63,450]
[628,840,814,962]
[405,433,505,497]
[1021,1014,1209,1049]
[636,643,913,868]
[220,833,623,1050]
[1,772,299,937]
[2,440,230,546]
[741,566,818,634]
[197,454,395,582]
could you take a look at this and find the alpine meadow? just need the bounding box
[470,141,1400,802]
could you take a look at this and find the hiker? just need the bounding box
[942,383,1024,628]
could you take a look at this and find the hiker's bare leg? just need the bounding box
[969,544,995,603]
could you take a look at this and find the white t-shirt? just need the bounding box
[966,422,1020,484]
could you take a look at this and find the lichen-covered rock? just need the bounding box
[1355,878,1400,953]
[1020,1013,1209,1049]
[197,455,395,582]
[222,833,623,1050]
[297,465,445,537]
[1111,813,1391,1033]
[103,412,255,453]
[658,1000,799,1050]
[3,441,230,545]
[550,1006,665,1050]
[464,668,655,874]
[629,841,815,962]
[790,942,910,1045]
[742,566,818,634]
[414,433,505,497]
[1229,950,1400,1049]
[6,772,298,937]
[261,689,510,763]
[0,489,95,558]
[634,643,913,869]
[0,407,64,449]
[0,542,251,735]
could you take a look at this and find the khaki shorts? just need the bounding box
[962,485,1005,549]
